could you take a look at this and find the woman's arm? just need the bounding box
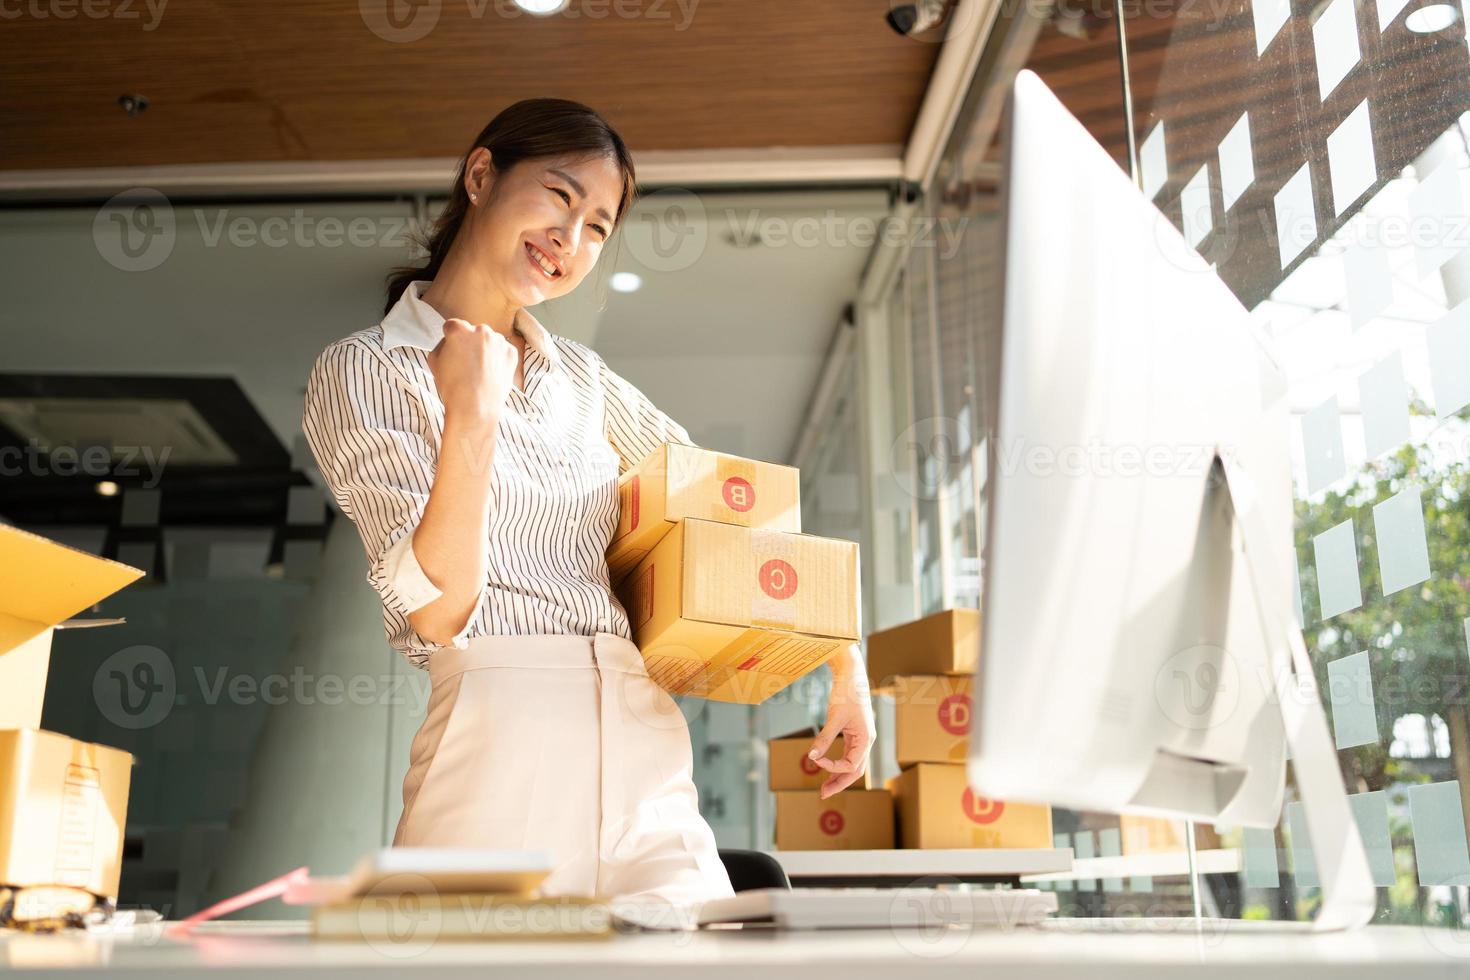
[301,320,516,654]
[404,410,500,646]
[407,318,520,646]
[302,340,480,654]
[807,642,876,799]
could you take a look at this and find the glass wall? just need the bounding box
[1131,0,1470,926]
[863,0,1470,927]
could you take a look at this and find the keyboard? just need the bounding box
[697,887,1058,930]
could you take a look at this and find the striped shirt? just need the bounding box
[302,279,695,667]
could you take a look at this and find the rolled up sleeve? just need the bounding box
[597,351,699,474]
[301,340,481,655]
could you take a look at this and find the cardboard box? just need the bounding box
[1,524,145,730]
[0,523,144,901]
[892,674,972,766]
[608,443,801,585]
[0,729,133,900]
[888,763,1052,850]
[768,726,871,791]
[1119,815,1222,854]
[774,790,894,850]
[865,608,980,693]
[620,518,859,704]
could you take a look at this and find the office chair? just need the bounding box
[717,849,791,892]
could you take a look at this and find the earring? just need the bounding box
[470,194,478,204]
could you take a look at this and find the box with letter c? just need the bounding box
[617,518,859,704]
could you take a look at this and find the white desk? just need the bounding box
[3,920,1464,978]
[768,848,1072,887]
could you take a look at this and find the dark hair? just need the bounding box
[385,98,638,315]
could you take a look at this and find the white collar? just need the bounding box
[381,279,561,371]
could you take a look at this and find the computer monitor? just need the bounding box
[968,70,1375,930]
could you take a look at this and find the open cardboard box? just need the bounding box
[0,524,145,901]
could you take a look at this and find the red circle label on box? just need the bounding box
[961,787,1004,825]
[722,476,755,512]
[759,558,798,600]
[819,809,844,836]
[938,693,972,735]
[800,754,820,775]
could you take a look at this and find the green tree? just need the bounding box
[1294,409,1470,920]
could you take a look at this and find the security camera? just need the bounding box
[887,0,952,36]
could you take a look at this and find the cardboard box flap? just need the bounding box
[57,618,129,630]
[771,725,819,741]
[0,525,144,632]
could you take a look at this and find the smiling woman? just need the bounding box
[301,98,740,916]
[384,98,637,318]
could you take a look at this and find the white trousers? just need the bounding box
[393,631,735,923]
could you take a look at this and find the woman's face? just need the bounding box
[464,150,624,309]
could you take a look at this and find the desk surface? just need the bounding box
[768,848,1073,879]
[4,920,1466,979]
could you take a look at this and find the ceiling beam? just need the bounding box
[0,145,904,203]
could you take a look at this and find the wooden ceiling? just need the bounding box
[1,0,943,172]
[946,0,1470,310]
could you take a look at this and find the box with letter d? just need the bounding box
[892,674,972,766]
[864,608,979,692]
[888,763,1052,850]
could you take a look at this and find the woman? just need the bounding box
[301,98,875,916]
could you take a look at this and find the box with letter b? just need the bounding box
[607,443,801,585]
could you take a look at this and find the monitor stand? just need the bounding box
[1207,451,1376,931]
[1038,453,1377,934]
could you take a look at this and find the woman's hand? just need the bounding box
[807,643,876,799]
[427,318,519,426]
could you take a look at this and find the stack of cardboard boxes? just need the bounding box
[0,525,144,925]
[767,726,893,850]
[609,442,861,706]
[870,609,1053,850]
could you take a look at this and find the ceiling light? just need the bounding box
[1406,3,1458,31]
[514,0,569,13]
[96,480,120,497]
[609,272,642,293]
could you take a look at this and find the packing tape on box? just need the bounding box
[711,456,759,521]
[749,528,798,631]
